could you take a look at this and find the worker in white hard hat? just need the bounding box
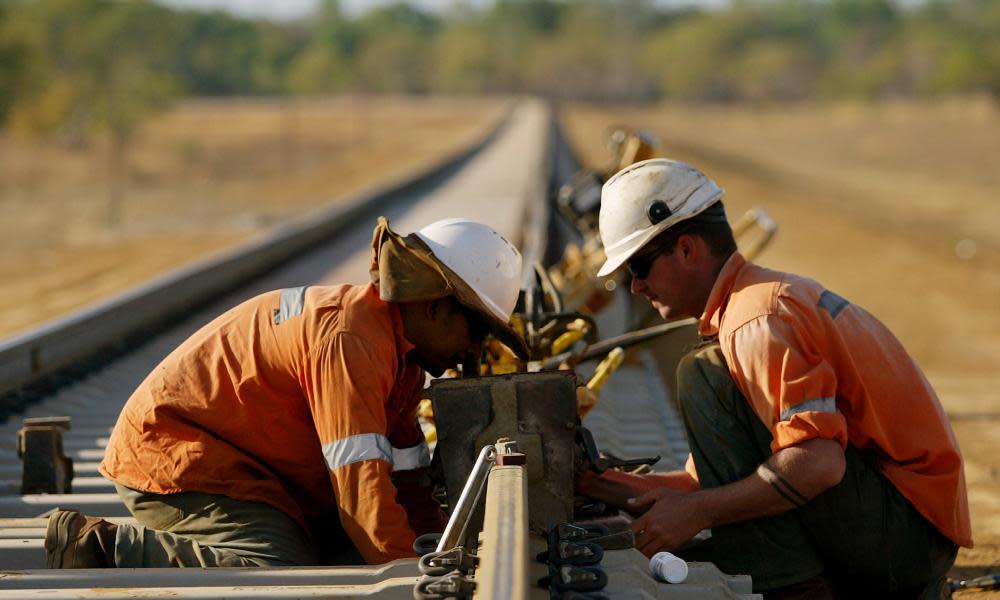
[578,158,970,598]
[45,216,527,569]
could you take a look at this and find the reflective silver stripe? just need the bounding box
[273,286,308,325]
[391,440,431,472]
[322,433,392,470]
[817,290,849,319]
[780,397,836,422]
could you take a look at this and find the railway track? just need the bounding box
[0,100,753,599]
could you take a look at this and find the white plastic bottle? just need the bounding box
[649,551,689,584]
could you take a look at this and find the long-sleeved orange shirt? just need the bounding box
[101,283,433,563]
[699,253,972,548]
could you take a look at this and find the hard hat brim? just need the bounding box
[430,254,530,360]
[596,224,666,278]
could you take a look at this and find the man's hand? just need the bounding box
[625,439,846,558]
[628,488,707,557]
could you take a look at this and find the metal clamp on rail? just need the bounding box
[418,546,478,577]
[436,444,497,553]
[538,565,608,596]
[537,521,613,598]
[414,570,477,600]
[536,540,603,567]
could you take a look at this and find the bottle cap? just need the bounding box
[649,551,688,584]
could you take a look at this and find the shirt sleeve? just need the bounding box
[386,366,444,536]
[729,315,848,453]
[304,331,417,564]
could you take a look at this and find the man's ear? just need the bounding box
[425,297,452,322]
[677,234,696,261]
[423,298,440,321]
[677,234,708,268]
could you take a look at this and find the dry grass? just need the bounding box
[562,96,1000,591]
[0,96,507,338]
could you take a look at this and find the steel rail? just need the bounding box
[474,464,530,600]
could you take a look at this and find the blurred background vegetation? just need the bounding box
[2,0,999,144]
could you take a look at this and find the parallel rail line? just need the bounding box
[0,102,520,419]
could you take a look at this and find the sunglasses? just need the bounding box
[626,245,667,279]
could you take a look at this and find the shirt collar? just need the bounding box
[365,283,415,357]
[699,252,746,337]
[386,297,415,358]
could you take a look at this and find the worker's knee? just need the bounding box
[676,343,737,413]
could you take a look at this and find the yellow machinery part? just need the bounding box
[586,347,625,393]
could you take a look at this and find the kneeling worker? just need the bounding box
[45,216,527,568]
[578,159,971,598]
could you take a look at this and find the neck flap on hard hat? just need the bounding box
[370,216,453,303]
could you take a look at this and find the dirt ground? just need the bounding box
[0,96,507,339]
[562,97,1000,594]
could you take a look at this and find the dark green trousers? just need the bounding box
[114,483,319,567]
[675,344,957,597]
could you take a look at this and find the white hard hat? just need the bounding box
[596,158,724,277]
[415,218,522,324]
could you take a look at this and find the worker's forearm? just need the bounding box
[629,439,845,555]
[335,461,418,563]
[693,470,793,528]
[648,471,701,493]
[392,467,446,536]
[696,438,846,528]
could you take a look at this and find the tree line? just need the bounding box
[2,0,998,138]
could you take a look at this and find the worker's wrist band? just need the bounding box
[758,458,809,507]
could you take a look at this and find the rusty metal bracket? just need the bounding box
[537,540,604,567]
[419,547,478,577]
[538,565,608,595]
[414,570,477,600]
[16,416,74,494]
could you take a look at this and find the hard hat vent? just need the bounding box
[647,201,671,224]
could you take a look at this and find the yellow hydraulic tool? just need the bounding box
[586,347,625,393]
[551,319,590,356]
[577,347,625,418]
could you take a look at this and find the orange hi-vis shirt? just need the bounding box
[101,283,432,564]
[699,253,972,548]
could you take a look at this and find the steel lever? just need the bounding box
[578,426,659,473]
[436,444,496,552]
